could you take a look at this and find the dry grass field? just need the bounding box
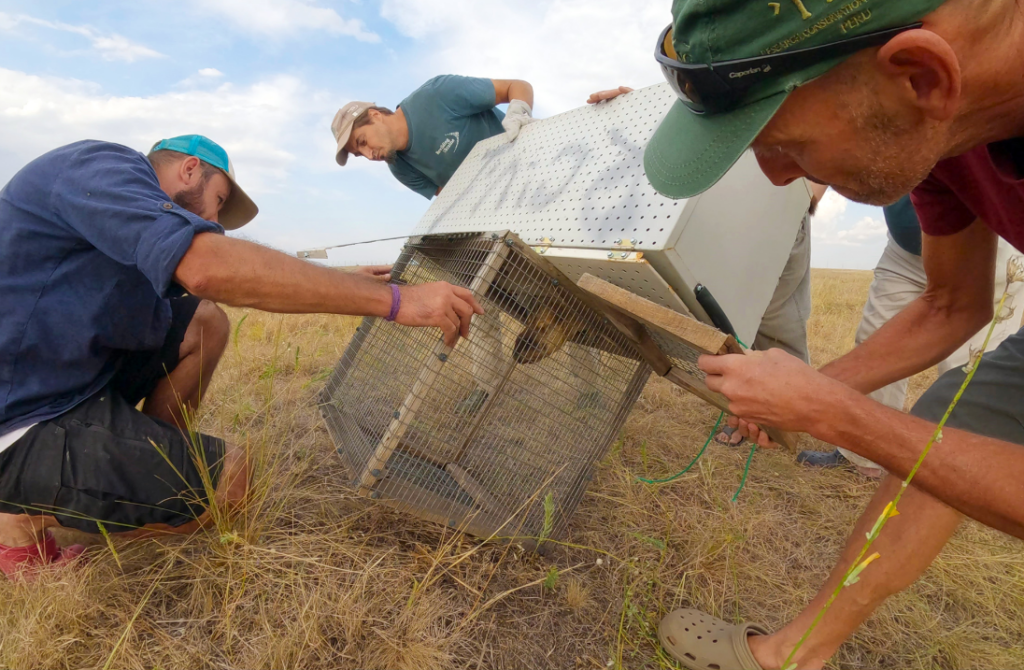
[2,269,1023,670]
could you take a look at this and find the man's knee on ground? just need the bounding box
[184,300,230,358]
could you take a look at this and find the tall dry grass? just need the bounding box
[1,269,1022,669]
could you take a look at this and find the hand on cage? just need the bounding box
[586,86,633,104]
[353,265,393,282]
[396,282,485,347]
[699,348,847,447]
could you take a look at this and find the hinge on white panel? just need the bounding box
[532,236,553,255]
[297,249,329,260]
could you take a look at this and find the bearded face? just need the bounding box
[172,180,208,214]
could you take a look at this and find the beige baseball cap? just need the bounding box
[331,101,375,166]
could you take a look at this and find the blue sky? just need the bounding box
[0,0,888,269]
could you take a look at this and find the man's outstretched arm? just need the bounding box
[492,79,534,108]
[174,232,483,346]
[818,219,998,394]
[701,349,1024,539]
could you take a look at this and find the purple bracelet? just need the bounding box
[385,283,401,322]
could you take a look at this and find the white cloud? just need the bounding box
[378,0,667,114]
[176,68,228,89]
[196,0,379,41]
[810,189,887,246]
[0,12,163,62]
[811,189,848,227]
[0,67,327,195]
[814,214,887,247]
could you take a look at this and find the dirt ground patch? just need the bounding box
[2,269,1022,670]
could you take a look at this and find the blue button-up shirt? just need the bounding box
[0,140,223,433]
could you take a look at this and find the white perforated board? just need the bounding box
[411,84,811,345]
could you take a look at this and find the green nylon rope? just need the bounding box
[732,442,758,502]
[634,333,757,498]
[726,332,756,501]
[634,411,724,485]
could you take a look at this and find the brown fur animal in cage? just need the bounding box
[513,302,585,364]
[319,231,650,548]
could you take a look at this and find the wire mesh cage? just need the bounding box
[320,231,651,546]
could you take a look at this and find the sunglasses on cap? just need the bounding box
[655,22,922,115]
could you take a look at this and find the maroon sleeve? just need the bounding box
[910,160,977,237]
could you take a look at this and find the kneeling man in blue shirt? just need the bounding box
[0,135,483,578]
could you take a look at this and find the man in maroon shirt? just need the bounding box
[643,0,1024,667]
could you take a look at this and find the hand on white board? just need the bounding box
[500,99,535,142]
[587,86,633,104]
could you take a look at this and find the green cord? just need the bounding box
[634,334,755,492]
[731,442,757,502]
[634,410,759,501]
[635,412,724,484]
[729,334,755,501]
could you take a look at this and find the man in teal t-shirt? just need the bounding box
[330,75,535,198]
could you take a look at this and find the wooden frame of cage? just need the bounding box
[577,273,797,449]
[321,231,651,547]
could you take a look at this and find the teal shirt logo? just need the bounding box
[436,132,460,155]
[389,75,506,199]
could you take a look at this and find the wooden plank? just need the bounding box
[445,464,510,517]
[579,273,797,450]
[664,367,796,449]
[584,294,673,377]
[664,367,730,410]
[578,274,740,355]
[510,236,646,361]
[356,234,512,496]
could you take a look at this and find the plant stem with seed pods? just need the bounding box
[782,258,1023,670]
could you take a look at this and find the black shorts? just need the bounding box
[910,325,1024,446]
[0,296,225,533]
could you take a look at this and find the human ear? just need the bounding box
[877,29,962,121]
[179,155,203,186]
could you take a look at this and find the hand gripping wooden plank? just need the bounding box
[577,273,797,450]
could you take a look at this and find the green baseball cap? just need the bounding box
[645,0,948,199]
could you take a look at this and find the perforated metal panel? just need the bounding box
[413,85,683,249]
[411,83,812,345]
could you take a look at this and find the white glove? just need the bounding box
[501,99,534,142]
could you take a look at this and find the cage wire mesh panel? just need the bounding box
[649,327,705,384]
[410,83,812,345]
[321,232,650,543]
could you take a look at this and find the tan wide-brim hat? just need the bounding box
[331,101,375,166]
